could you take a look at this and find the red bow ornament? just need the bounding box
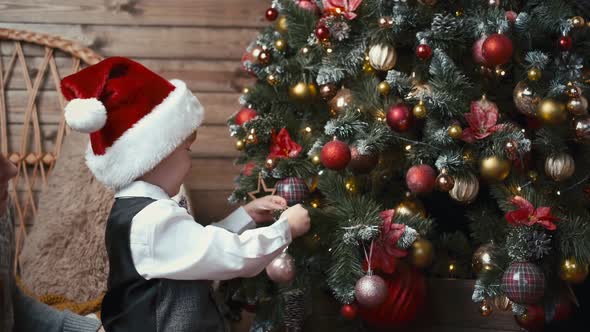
[505,196,558,231]
[321,0,362,20]
[461,98,502,143]
[366,209,408,274]
[267,128,302,160]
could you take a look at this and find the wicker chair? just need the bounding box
[0,28,103,273]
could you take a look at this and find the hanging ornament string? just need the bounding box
[362,240,375,274]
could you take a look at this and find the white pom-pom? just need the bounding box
[64,98,107,133]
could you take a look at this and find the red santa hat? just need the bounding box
[60,57,204,189]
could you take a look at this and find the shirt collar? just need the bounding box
[115,181,170,200]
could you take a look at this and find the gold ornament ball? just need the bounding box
[377,81,391,96]
[289,82,317,101]
[235,140,245,151]
[448,124,463,139]
[480,156,511,182]
[311,154,321,165]
[345,177,357,193]
[395,198,426,218]
[276,16,288,34]
[545,153,575,182]
[493,296,512,311]
[567,96,589,116]
[411,239,434,268]
[572,16,586,28]
[362,61,375,74]
[266,74,279,86]
[449,173,480,203]
[537,98,567,124]
[566,82,582,98]
[413,101,428,119]
[472,243,496,274]
[246,133,258,145]
[274,39,287,51]
[527,67,542,81]
[479,300,494,317]
[560,257,589,284]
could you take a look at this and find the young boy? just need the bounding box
[60,57,310,332]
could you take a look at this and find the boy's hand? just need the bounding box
[280,204,311,239]
[243,195,287,224]
[0,154,18,216]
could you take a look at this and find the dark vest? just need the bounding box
[101,197,226,332]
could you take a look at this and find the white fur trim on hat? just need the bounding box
[85,79,204,189]
[64,98,107,133]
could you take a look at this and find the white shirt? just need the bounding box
[115,181,292,281]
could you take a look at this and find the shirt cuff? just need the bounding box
[269,217,292,246]
[213,207,255,233]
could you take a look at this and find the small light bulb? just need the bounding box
[405,145,412,151]
[449,264,456,271]
[305,126,312,133]
[556,190,561,196]
[302,47,309,54]
[327,48,333,54]
[517,186,522,192]
[242,87,250,94]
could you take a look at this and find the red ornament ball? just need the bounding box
[386,104,413,132]
[235,107,258,126]
[315,24,330,41]
[341,303,358,320]
[415,44,432,60]
[506,11,518,23]
[265,7,278,21]
[406,164,437,194]
[502,261,545,304]
[515,305,545,332]
[482,33,514,65]
[320,140,351,170]
[558,36,573,51]
[472,36,488,65]
[348,146,378,173]
[359,266,427,329]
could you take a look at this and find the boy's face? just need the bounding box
[141,130,197,196]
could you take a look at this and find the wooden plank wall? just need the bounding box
[0,0,269,223]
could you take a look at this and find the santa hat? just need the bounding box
[61,57,204,189]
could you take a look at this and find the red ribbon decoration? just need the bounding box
[267,128,302,160]
[365,209,408,274]
[461,99,503,143]
[321,0,362,20]
[505,196,558,231]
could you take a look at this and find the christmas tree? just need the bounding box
[227,0,590,330]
